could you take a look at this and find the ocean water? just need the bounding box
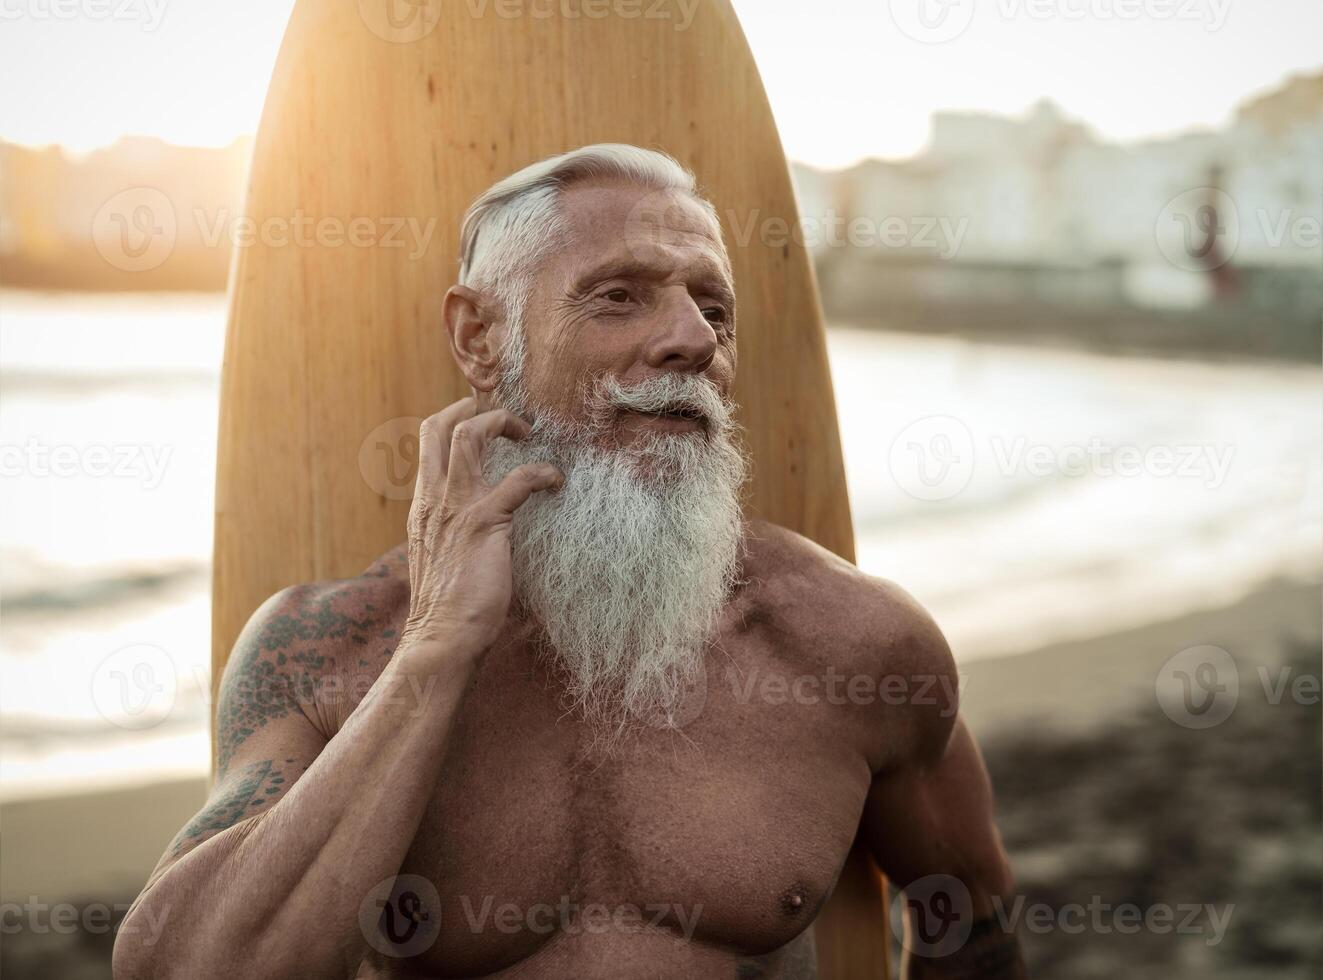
[1,291,1319,799]
[832,326,1323,660]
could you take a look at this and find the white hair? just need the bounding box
[484,370,749,744]
[467,146,749,746]
[457,143,719,329]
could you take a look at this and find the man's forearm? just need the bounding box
[116,644,474,980]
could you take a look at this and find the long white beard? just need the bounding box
[483,360,749,741]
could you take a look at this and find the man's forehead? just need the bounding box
[559,180,717,232]
[556,182,732,284]
[568,248,733,295]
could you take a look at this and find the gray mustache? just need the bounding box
[595,374,732,426]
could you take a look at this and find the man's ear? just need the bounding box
[443,284,503,392]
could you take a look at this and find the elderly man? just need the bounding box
[114,145,1024,979]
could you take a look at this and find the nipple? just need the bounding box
[780,886,808,916]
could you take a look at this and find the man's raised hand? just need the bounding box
[399,397,563,659]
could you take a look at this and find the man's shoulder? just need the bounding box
[235,544,411,659]
[742,518,944,646]
[215,546,411,764]
[741,518,958,725]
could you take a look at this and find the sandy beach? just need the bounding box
[962,579,1322,979]
[958,578,1322,737]
[3,578,1318,978]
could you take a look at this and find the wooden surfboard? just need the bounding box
[212,0,889,975]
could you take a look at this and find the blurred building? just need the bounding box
[1,74,1318,358]
[796,72,1323,358]
[0,136,250,291]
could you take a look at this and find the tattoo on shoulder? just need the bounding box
[215,589,386,771]
[363,547,408,580]
[168,759,289,856]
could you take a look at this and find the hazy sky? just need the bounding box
[1,0,1319,167]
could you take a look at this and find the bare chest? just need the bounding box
[377,619,875,977]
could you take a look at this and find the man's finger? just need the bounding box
[476,463,564,522]
[445,408,534,500]
[413,398,476,500]
[431,396,480,476]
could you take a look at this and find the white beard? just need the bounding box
[483,356,749,743]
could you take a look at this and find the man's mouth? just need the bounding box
[626,406,707,431]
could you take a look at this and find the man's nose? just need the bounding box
[641,291,718,373]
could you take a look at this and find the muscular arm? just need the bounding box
[865,719,1024,978]
[858,586,1025,979]
[112,582,477,980]
[113,399,563,980]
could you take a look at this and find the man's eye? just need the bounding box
[702,307,728,324]
[604,289,631,303]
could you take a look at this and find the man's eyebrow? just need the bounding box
[572,257,736,305]
[572,257,667,290]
